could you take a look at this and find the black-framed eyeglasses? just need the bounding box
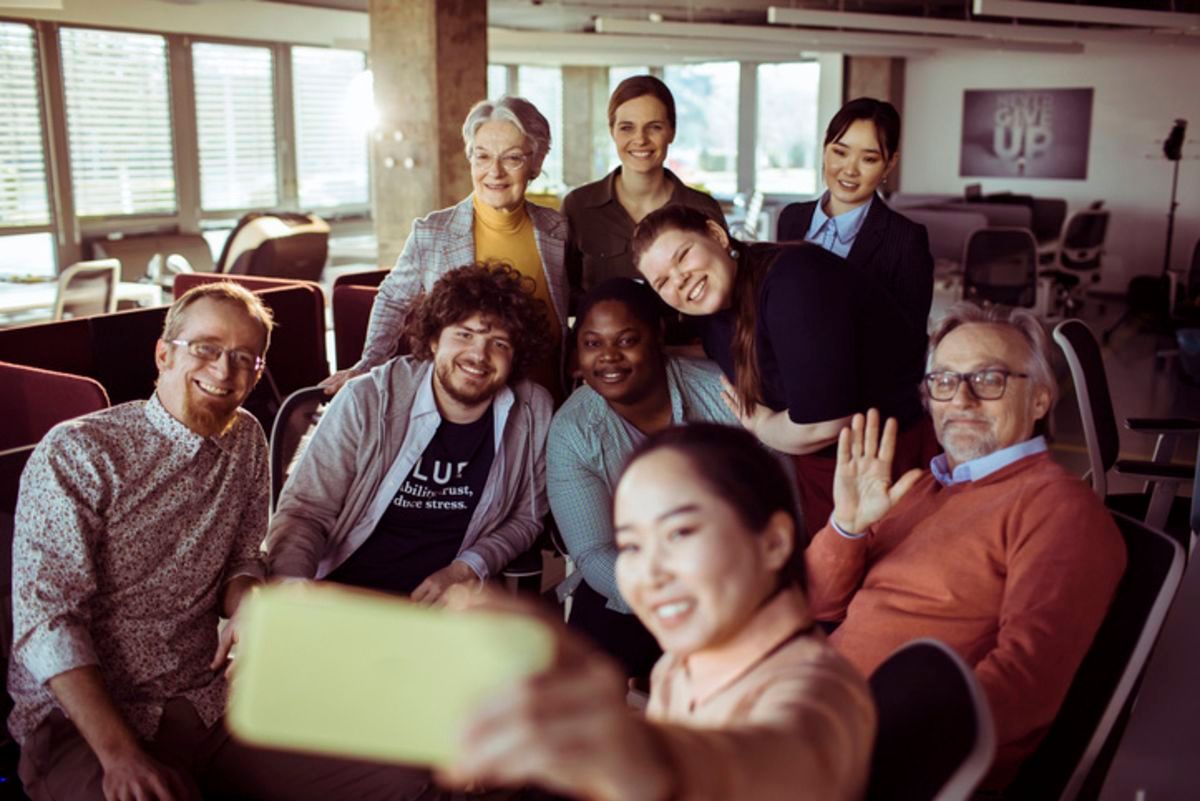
[924,369,1029,401]
[169,339,264,373]
[468,150,531,172]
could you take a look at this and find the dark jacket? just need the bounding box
[777,194,934,342]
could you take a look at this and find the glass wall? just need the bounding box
[756,61,821,196]
[292,46,371,210]
[516,65,563,192]
[662,62,739,196]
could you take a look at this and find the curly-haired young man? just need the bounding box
[266,263,554,603]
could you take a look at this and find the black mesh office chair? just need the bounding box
[1005,513,1184,801]
[1042,207,1110,315]
[866,638,995,801]
[961,227,1040,310]
[1053,318,1197,544]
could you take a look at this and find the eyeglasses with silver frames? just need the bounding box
[923,369,1029,401]
[169,339,264,373]
[468,149,531,172]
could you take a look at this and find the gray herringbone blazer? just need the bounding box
[355,195,569,370]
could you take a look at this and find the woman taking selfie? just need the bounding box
[631,204,932,535]
[561,75,724,297]
[777,97,934,368]
[448,424,874,801]
[548,278,736,677]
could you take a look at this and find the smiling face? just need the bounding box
[430,312,515,420]
[611,93,675,176]
[635,219,735,316]
[614,449,791,658]
[576,299,666,409]
[822,118,896,217]
[929,323,1052,470]
[155,297,265,437]
[469,120,534,214]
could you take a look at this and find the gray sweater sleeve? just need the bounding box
[354,225,426,371]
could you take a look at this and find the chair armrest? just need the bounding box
[1114,459,1194,482]
[1124,417,1200,434]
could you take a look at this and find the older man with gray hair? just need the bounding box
[805,301,1126,790]
[321,94,568,398]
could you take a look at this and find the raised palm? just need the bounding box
[831,410,923,534]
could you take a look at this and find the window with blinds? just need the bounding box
[292,46,370,210]
[60,27,176,217]
[193,42,278,212]
[0,21,50,228]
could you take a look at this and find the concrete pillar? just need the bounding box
[561,66,610,189]
[369,0,486,266]
[843,56,906,192]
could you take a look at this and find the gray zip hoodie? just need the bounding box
[265,356,552,581]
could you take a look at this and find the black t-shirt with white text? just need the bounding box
[327,407,496,595]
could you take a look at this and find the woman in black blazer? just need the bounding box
[777,97,933,341]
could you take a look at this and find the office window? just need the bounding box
[488,64,508,98]
[0,22,50,229]
[756,62,821,195]
[193,42,278,211]
[663,62,738,196]
[60,27,176,217]
[292,46,370,210]
[516,66,562,192]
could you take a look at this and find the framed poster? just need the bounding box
[960,88,1093,179]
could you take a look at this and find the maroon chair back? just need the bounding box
[255,284,330,396]
[0,361,110,450]
[173,273,315,298]
[333,284,379,371]
[332,269,389,290]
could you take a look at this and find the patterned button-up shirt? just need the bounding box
[7,394,268,744]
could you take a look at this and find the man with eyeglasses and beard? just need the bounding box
[804,301,1126,792]
[10,282,428,800]
[266,263,552,605]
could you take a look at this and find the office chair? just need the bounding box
[0,361,110,451]
[217,212,330,282]
[1005,513,1184,801]
[961,227,1043,312]
[1053,318,1197,543]
[866,638,995,801]
[1042,207,1110,315]
[270,386,329,513]
[53,259,119,320]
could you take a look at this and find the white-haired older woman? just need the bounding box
[321,95,568,396]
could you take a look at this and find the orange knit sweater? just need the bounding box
[805,452,1126,787]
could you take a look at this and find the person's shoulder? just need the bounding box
[512,378,554,417]
[42,401,142,449]
[526,201,567,238]
[551,382,605,429]
[777,199,818,239]
[677,182,724,218]
[561,175,611,214]
[413,198,471,234]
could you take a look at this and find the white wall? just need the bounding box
[904,41,1200,293]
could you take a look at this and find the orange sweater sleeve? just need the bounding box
[804,521,872,622]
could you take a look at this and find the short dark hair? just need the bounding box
[619,423,805,592]
[403,262,551,383]
[608,74,676,131]
[825,97,902,162]
[572,277,666,344]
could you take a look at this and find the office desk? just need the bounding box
[0,281,164,325]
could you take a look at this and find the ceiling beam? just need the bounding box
[973,0,1200,31]
[595,16,1085,55]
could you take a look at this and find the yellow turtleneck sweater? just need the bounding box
[472,194,562,397]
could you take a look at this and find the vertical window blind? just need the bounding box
[60,27,176,217]
[193,42,278,212]
[291,46,369,210]
[0,21,50,227]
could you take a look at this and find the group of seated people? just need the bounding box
[8,75,1128,801]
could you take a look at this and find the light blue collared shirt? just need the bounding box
[930,435,1048,487]
[804,192,873,259]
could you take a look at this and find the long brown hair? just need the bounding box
[630,204,781,412]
